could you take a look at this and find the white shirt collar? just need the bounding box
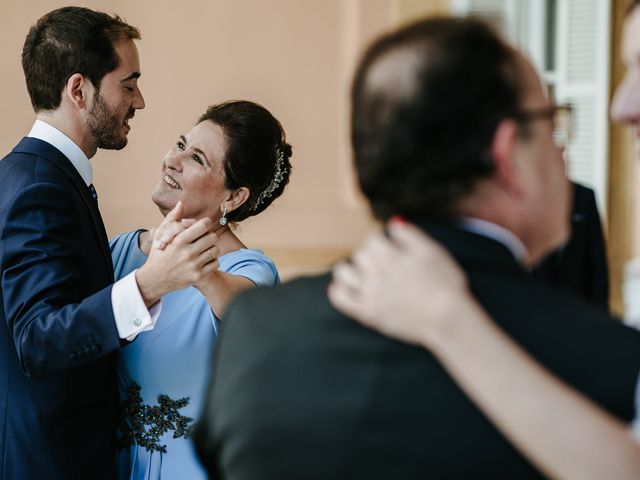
[27,120,93,186]
[458,217,529,264]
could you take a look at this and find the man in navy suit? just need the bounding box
[0,7,218,479]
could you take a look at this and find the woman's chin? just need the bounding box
[151,191,174,216]
[152,198,173,217]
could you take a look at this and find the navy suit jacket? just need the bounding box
[0,138,122,479]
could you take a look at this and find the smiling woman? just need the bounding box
[109,100,292,480]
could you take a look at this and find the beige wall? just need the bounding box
[0,0,449,279]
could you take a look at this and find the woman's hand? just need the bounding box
[138,203,198,256]
[150,202,198,251]
[135,202,221,306]
[328,220,470,348]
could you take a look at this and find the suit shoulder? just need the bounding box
[221,273,334,338]
[0,153,79,211]
[228,272,331,313]
[0,151,70,189]
[472,273,640,349]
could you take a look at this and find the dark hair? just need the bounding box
[351,16,524,221]
[629,0,640,14]
[198,100,292,222]
[22,6,141,112]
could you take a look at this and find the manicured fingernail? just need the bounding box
[390,215,407,225]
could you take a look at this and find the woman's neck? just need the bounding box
[137,223,245,257]
[213,224,246,256]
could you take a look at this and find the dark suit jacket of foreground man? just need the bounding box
[195,223,640,480]
[0,138,120,479]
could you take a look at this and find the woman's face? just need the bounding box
[151,121,230,220]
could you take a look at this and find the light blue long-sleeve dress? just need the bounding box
[110,230,279,480]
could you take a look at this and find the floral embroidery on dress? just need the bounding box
[118,382,194,453]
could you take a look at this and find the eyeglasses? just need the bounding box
[509,103,573,149]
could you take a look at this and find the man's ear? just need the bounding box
[225,187,251,214]
[490,119,524,197]
[64,73,90,109]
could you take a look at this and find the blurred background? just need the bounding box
[0,0,635,314]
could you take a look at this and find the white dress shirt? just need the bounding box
[459,217,529,264]
[28,120,159,341]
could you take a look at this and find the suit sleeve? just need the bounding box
[1,182,120,378]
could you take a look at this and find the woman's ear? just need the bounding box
[225,187,250,214]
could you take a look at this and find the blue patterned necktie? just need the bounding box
[88,184,98,203]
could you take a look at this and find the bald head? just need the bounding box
[361,44,425,113]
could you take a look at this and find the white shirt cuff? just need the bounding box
[112,270,161,341]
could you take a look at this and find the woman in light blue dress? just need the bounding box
[110,100,292,480]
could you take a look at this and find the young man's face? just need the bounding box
[611,6,640,155]
[86,39,145,150]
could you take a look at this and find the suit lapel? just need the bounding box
[12,137,114,278]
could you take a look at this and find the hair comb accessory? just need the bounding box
[252,146,285,211]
